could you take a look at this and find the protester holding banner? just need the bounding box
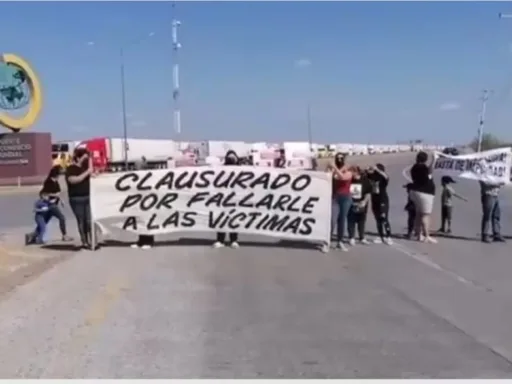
[213,150,241,249]
[131,157,155,250]
[328,153,353,251]
[347,167,371,245]
[480,180,506,243]
[367,164,393,245]
[65,148,94,249]
[409,151,437,243]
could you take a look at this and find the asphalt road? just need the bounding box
[1,153,512,378]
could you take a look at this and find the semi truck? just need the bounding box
[77,137,181,172]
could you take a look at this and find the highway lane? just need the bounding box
[1,153,512,378]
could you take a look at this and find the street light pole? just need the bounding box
[120,47,129,169]
[307,101,313,152]
[477,89,491,153]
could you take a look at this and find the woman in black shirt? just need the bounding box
[408,151,437,243]
[43,166,72,241]
[367,163,392,244]
[65,148,94,249]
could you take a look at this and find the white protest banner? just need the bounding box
[433,147,512,184]
[90,166,332,244]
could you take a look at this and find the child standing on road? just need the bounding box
[404,183,416,239]
[33,192,50,244]
[438,175,467,234]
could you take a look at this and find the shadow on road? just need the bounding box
[102,238,320,251]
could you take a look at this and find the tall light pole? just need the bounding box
[120,47,129,169]
[172,1,182,139]
[477,89,492,152]
[294,59,313,154]
[88,32,155,170]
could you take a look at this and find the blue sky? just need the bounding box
[2,1,512,145]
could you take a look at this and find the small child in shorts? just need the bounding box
[438,175,467,234]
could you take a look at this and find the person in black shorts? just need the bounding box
[367,163,393,245]
[65,148,95,249]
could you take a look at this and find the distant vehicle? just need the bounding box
[51,143,72,171]
[78,137,180,173]
[442,147,459,156]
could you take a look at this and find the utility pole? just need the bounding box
[307,102,313,153]
[120,47,128,169]
[172,1,182,138]
[477,89,491,153]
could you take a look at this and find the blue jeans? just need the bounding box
[34,213,47,243]
[69,196,91,245]
[481,195,501,238]
[332,195,353,242]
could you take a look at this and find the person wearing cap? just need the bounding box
[65,148,95,249]
[438,175,467,234]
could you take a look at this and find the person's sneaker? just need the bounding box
[320,244,329,253]
[418,234,426,242]
[141,245,152,250]
[383,237,393,245]
[62,235,73,242]
[348,238,356,246]
[212,241,224,249]
[437,228,445,233]
[373,238,383,244]
[130,243,139,249]
[24,233,32,246]
[482,236,492,243]
[336,242,348,252]
[493,236,506,243]
[446,229,452,234]
[360,238,370,245]
[425,236,438,244]
[230,242,240,249]
[404,233,412,240]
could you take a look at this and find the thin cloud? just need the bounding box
[131,120,147,128]
[70,125,87,133]
[439,102,461,111]
[294,58,312,68]
[86,41,95,46]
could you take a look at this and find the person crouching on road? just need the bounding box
[213,150,240,249]
[347,166,372,246]
[367,163,393,245]
[33,192,51,245]
[438,175,467,234]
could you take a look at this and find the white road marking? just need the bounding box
[390,240,487,290]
